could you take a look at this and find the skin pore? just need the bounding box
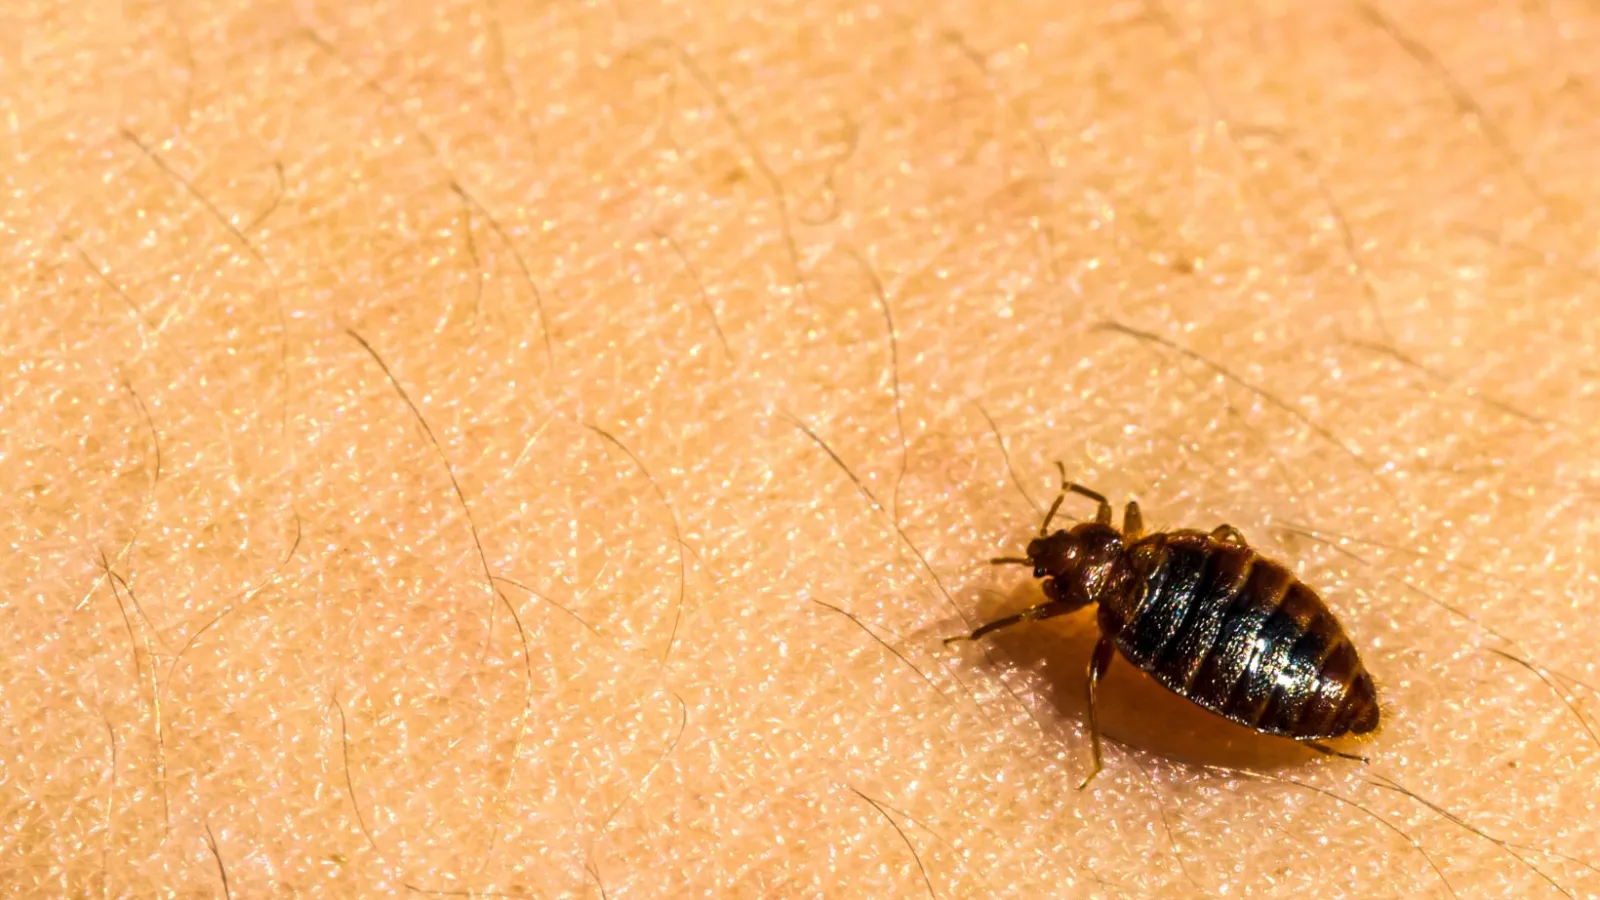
[3,0,1598,896]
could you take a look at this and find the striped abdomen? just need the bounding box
[1097,531,1379,739]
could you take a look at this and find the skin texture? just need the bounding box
[2,0,1598,896]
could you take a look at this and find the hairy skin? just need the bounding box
[2,0,1598,897]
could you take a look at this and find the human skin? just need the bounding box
[3,0,1599,896]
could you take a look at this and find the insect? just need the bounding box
[947,464,1379,786]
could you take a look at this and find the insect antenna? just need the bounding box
[1038,461,1071,535]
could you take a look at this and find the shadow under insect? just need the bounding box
[964,585,1355,776]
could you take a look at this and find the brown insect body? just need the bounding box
[950,467,1379,785]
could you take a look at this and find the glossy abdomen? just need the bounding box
[1097,531,1379,739]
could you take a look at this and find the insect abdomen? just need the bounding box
[1105,532,1378,739]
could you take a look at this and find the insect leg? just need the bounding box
[1080,636,1116,789]
[1123,501,1144,539]
[943,597,1081,644]
[1305,741,1369,764]
[1211,524,1247,545]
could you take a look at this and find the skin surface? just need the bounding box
[3,0,1599,896]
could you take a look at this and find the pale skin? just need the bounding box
[2,0,1598,897]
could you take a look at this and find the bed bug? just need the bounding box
[946,464,1378,786]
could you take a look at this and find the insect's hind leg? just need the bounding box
[1211,524,1247,545]
[1305,741,1369,764]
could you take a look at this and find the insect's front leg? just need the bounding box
[944,597,1077,644]
[1080,636,1116,789]
[945,580,1091,644]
